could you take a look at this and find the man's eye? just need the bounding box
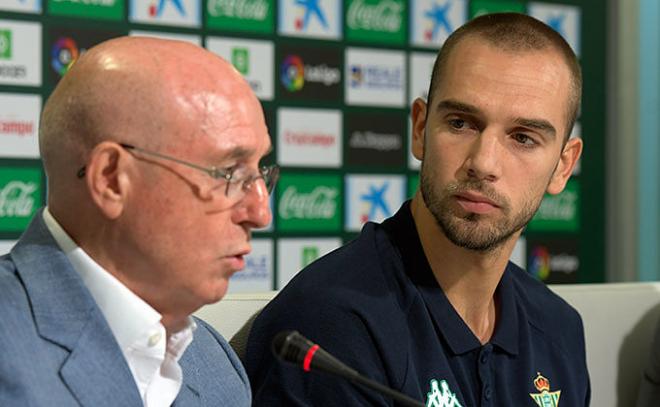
[512,133,536,146]
[449,119,467,130]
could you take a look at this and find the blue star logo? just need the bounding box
[360,183,391,221]
[294,0,328,30]
[150,0,186,17]
[424,2,453,41]
[546,14,566,38]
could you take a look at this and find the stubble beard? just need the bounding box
[419,161,542,253]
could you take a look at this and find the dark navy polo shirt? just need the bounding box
[245,201,590,406]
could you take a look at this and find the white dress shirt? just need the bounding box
[43,208,196,406]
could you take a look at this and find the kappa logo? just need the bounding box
[294,0,327,31]
[426,379,462,407]
[529,372,561,407]
[149,0,186,17]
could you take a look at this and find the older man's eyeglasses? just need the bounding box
[77,143,279,205]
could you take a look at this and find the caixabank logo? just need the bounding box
[345,174,405,231]
[48,0,124,21]
[527,238,579,284]
[277,107,342,167]
[48,27,123,84]
[207,37,274,100]
[410,0,466,49]
[228,238,273,293]
[345,47,405,107]
[0,93,41,158]
[0,0,41,13]
[0,164,43,234]
[130,0,201,27]
[345,110,405,168]
[528,2,581,57]
[276,173,341,232]
[0,21,41,86]
[276,237,342,289]
[278,0,342,40]
[278,44,341,102]
[345,0,405,45]
[207,0,274,34]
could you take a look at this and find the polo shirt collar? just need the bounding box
[386,201,520,356]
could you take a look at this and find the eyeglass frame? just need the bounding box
[76,143,279,199]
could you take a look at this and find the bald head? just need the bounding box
[40,36,259,203]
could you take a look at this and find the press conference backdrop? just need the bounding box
[0,0,606,291]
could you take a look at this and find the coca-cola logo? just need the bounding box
[347,0,402,32]
[0,181,37,218]
[536,190,577,221]
[208,0,269,19]
[279,186,338,220]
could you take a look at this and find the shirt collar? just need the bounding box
[383,201,519,356]
[42,207,173,350]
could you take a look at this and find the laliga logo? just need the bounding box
[530,246,551,281]
[51,37,80,76]
[281,55,305,91]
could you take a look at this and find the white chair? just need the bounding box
[196,283,660,407]
[550,282,660,407]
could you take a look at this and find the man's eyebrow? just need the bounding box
[514,118,557,140]
[222,143,273,163]
[436,99,481,115]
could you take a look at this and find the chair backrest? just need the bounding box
[549,282,660,407]
[196,283,660,407]
[195,291,277,340]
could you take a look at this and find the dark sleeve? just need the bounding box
[577,314,591,407]
[245,292,399,407]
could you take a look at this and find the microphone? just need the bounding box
[272,330,424,407]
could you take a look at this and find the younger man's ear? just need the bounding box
[411,98,428,161]
[547,137,583,195]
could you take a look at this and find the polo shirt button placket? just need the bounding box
[478,344,493,406]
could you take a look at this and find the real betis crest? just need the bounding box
[529,372,561,407]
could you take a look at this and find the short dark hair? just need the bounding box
[426,13,582,141]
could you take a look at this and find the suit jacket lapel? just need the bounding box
[174,349,202,407]
[11,211,142,407]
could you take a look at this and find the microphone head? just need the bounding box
[271,330,314,365]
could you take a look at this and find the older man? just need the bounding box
[245,13,588,406]
[0,37,276,406]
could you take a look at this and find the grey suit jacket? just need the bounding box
[0,211,251,406]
